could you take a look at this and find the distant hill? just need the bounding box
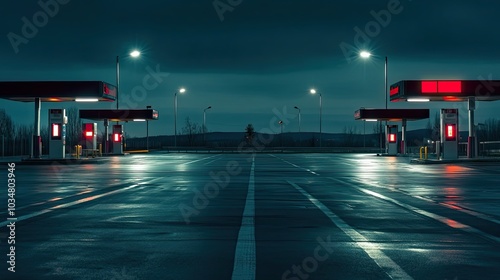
[126,128,471,149]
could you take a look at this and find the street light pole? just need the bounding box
[385,56,388,109]
[204,106,212,145]
[383,56,388,154]
[294,106,301,133]
[174,88,186,148]
[116,50,141,111]
[363,120,366,148]
[174,92,177,147]
[279,120,283,147]
[309,89,322,147]
[360,51,387,154]
[116,55,120,110]
[146,105,151,151]
[320,93,322,147]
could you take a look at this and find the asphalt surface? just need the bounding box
[1,152,500,280]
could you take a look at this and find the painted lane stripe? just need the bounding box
[0,178,161,227]
[339,158,500,226]
[349,177,500,226]
[0,180,138,216]
[231,155,256,280]
[330,177,500,244]
[203,157,221,165]
[269,154,319,176]
[182,154,220,165]
[288,180,414,280]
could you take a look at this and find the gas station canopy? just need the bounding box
[354,108,430,121]
[79,109,159,122]
[390,80,500,102]
[0,81,116,102]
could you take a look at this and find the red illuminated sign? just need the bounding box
[103,83,117,98]
[85,131,93,137]
[113,133,121,142]
[445,124,456,141]
[422,81,462,93]
[390,86,399,96]
[422,81,437,93]
[439,81,461,93]
[388,133,396,143]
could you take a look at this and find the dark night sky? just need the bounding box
[1,0,500,137]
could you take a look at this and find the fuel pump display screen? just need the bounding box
[83,124,94,137]
[445,124,457,141]
[51,123,61,139]
[389,134,396,143]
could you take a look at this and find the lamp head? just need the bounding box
[360,51,372,59]
[130,50,141,58]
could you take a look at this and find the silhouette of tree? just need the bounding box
[182,117,202,146]
[66,107,82,151]
[245,124,254,144]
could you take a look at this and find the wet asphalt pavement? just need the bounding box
[1,152,499,279]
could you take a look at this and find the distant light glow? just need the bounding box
[443,96,462,102]
[408,98,430,102]
[133,119,146,122]
[179,88,186,93]
[130,50,141,57]
[365,119,378,122]
[85,131,93,137]
[75,98,98,102]
[310,89,317,94]
[360,51,372,58]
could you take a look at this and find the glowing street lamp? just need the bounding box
[360,50,388,154]
[310,88,322,147]
[109,49,141,154]
[360,51,372,59]
[116,49,141,110]
[359,51,388,109]
[174,88,186,147]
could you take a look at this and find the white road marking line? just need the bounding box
[288,180,414,280]
[231,155,256,280]
[330,177,500,244]
[181,154,220,165]
[0,180,138,215]
[340,159,500,225]
[203,157,222,165]
[349,177,500,226]
[276,156,500,243]
[269,154,319,176]
[0,178,162,227]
